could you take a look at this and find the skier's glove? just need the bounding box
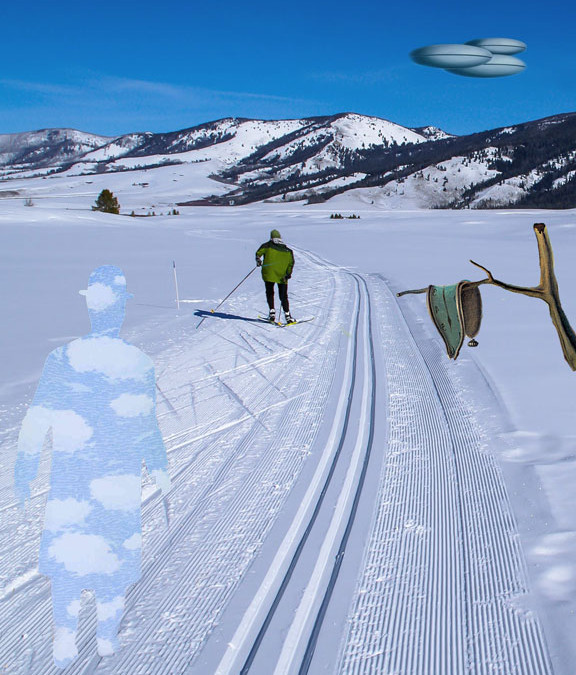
[256,259,262,267]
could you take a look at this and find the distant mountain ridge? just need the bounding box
[2,112,576,209]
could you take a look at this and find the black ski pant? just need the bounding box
[265,281,289,313]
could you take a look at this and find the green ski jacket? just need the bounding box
[255,240,294,283]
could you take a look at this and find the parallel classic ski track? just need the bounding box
[236,273,362,675]
[337,276,553,675]
[212,259,379,675]
[235,273,373,675]
[297,273,377,675]
[211,267,363,675]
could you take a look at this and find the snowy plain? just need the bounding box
[0,166,575,674]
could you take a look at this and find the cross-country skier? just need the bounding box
[14,265,171,669]
[255,229,295,323]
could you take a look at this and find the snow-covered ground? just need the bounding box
[1,174,576,674]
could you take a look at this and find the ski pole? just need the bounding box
[173,260,180,311]
[196,266,257,328]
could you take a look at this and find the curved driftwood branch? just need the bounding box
[469,261,496,284]
[469,260,542,298]
[473,223,576,370]
[397,287,428,297]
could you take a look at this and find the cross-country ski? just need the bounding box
[257,314,315,327]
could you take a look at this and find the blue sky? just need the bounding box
[1,0,575,137]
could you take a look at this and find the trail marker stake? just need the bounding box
[173,260,180,311]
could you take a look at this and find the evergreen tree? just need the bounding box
[93,189,120,214]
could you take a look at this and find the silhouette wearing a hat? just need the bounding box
[14,265,171,668]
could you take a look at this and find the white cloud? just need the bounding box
[538,565,576,602]
[67,382,92,393]
[110,393,153,417]
[48,533,121,575]
[96,595,125,622]
[18,405,53,455]
[0,73,311,109]
[0,78,80,97]
[51,410,93,454]
[45,498,93,532]
[97,637,117,657]
[114,275,126,286]
[67,337,152,381]
[83,282,118,312]
[67,599,82,618]
[104,75,300,103]
[53,627,78,663]
[90,474,141,511]
[531,532,576,558]
[123,533,142,551]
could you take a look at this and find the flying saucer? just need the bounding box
[465,38,527,55]
[446,54,526,78]
[410,37,526,78]
[410,44,493,69]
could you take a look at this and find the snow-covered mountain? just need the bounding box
[0,129,112,176]
[2,112,576,209]
[213,113,445,204]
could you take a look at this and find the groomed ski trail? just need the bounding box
[0,249,554,674]
[336,275,553,675]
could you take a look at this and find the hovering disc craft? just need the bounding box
[410,37,526,78]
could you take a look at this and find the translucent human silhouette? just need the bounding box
[14,265,171,668]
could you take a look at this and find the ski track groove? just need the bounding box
[204,361,270,432]
[237,331,258,355]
